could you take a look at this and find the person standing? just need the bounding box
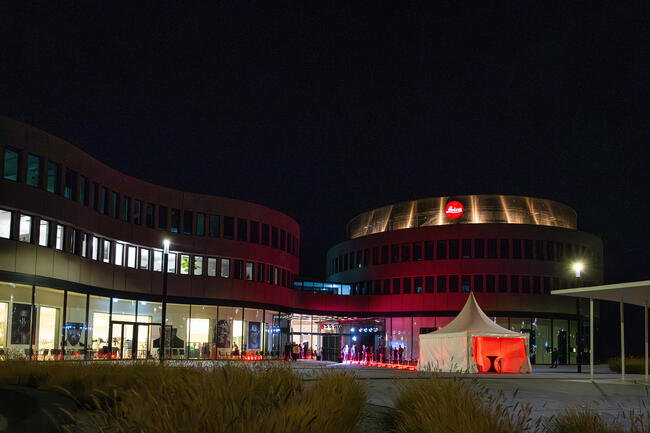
[393,346,398,363]
[398,345,403,364]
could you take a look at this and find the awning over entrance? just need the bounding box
[552,280,650,381]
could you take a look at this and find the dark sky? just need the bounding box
[1,3,649,282]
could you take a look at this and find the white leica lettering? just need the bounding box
[446,206,462,213]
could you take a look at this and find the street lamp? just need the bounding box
[572,261,584,373]
[572,262,584,278]
[160,239,170,363]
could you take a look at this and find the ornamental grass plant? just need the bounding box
[608,357,647,375]
[0,360,365,433]
[393,375,535,433]
[544,406,650,433]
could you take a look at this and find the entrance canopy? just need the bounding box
[552,280,650,307]
[552,280,649,381]
[419,293,531,373]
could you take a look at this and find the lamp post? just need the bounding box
[160,239,170,363]
[573,262,584,373]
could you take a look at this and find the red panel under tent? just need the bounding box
[472,336,528,374]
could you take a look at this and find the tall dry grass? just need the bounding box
[545,406,650,433]
[393,375,535,433]
[608,357,647,375]
[0,361,365,433]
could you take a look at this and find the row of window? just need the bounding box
[329,238,601,275]
[1,147,299,256]
[0,208,294,288]
[348,274,572,296]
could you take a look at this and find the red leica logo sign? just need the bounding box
[445,201,464,219]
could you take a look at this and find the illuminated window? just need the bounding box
[245,262,253,280]
[3,148,18,181]
[207,258,217,276]
[194,256,203,275]
[140,248,149,270]
[18,214,31,242]
[0,209,11,239]
[26,154,40,187]
[91,236,99,259]
[56,225,65,250]
[180,254,190,274]
[103,240,111,263]
[153,250,162,271]
[196,213,205,236]
[39,219,49,246]
[127,246,136,268]
[220,258,230,278]
[81,233,87,257]
[115,243,124,266]
[167,253,176,273]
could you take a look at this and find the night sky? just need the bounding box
[2,4,649,282]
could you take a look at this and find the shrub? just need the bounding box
[0,361,365,433]
[545,406,650,433]
[393,375,533,433]
[608,357,647,374]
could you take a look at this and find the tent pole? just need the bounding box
[620,300,625,381]
[590,297,594,380]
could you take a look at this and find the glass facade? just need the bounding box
[0,278,588,365]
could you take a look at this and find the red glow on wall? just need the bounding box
[445,201,464,219]
[472,336,527,373]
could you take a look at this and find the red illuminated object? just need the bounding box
[445,201,464,219]
[472,336,527,373]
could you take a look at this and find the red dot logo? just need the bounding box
[445,201,464,219]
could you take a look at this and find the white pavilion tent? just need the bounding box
[419,293,532,373]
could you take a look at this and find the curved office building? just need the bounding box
[0,117,603,365]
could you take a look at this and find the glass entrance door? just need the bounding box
[111,321,134,359]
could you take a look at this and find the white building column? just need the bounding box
[590,297,594,380]
[620,300,625,381]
